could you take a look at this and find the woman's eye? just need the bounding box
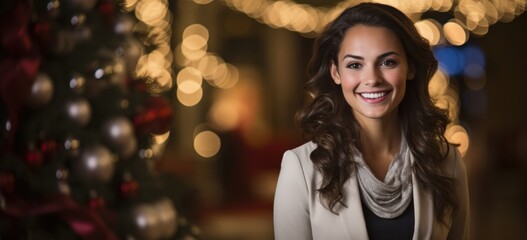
[381,59,397,67]
[347,63,362,69]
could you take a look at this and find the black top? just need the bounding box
[361,199,415,240]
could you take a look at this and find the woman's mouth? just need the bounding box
[356,90,391,103]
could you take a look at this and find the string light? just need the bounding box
[129,0,174,94]
[222,0,526,37]
[414,19,442,46]
[443,20,468,46]
[174,22,240,108]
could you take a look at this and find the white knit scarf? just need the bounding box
[355,136,413,219]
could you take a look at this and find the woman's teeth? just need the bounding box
[359,92,387,99]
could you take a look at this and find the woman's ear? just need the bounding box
[330,62,341,85]
[407,63,416,80]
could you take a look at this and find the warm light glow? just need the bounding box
[177,67,202,86]
[428,69,449,99]
[482,0,499,24]
[152,131,171,144]
[183,24,209,42]
[209,99,240,131]
[415,19,441,45]
[434,93,459,121]
[177,87,203,107]
[221,0,524,37]
[445,124,470,157]
[147,50,166,68]
[133,0,172,93]
[405,0,432,13]
[151,69,173,90]
[227,0,266,16]
[197,54,220,79]
[174,45,190,67]
[194,130,221,158]
[135,0,167,26]
[430,0,453,11]
[445,88,460,121]
[123,0,138,11]
[181,42,207,61]
[288,5,310,33]
[214,64,239,89]
[179,81,202,94]
[193,0,214,4]
[472,17,489,35]
[183,34,208,51]
[443,21,468,46]
[210,63,228,87]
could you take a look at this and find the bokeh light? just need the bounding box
[415,19,442,46]
[443,20,468,46]
[434,46,465,76]
[428,68,450,99]
[194,130,221,158]
[177,87,203,107]
[209,99,240,131]
[193,0,214,5]
[445,124,470,157]
[152,131,171,144]
[177,67,203,94]
[220,0,525,38]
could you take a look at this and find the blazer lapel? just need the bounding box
[340,171,369,239]
[411,153,434,240]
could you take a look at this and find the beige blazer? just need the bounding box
[273,142,469,240]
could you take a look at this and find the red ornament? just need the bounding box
[40,139,58,158]
[25,150,44,167]
[31,18,54,54]
[98,1,116,25]
[0,0,33,56]
[89,196,106,210]
[134,97,173,135]
[120,180,139,198]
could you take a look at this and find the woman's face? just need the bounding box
[330,25,413,123]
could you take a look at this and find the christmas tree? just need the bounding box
[0,0,199,239]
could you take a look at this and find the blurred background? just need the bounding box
[1,0,526,239]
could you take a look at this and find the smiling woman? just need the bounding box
[330,25,412,128]
[273,3,470,240]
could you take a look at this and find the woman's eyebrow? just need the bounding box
[342,51,400,61]
[377,51,400,60]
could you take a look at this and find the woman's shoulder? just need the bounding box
[440,143,466,179]
[288,141,317,159]
[281,141,317,173]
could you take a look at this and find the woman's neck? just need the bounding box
[355,113,401,161]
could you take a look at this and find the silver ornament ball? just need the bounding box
[65,98,91,126]
[27,73,54,108]
[114,14,136,35]
[73,145,115,183]
[101,117,137,158]
[154,198,178,238]
[130,203,164,240]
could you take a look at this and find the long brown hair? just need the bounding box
[297,3,457,223]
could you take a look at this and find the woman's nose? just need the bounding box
[363,66,382,86]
